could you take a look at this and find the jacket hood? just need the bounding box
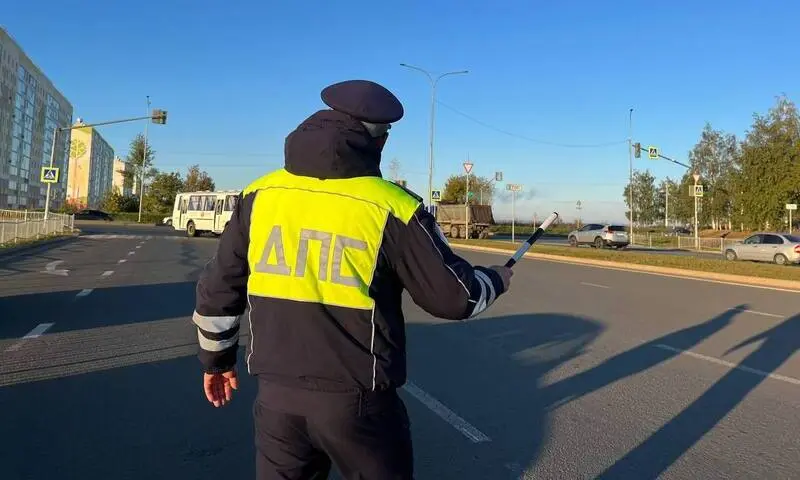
[284,109,383,180]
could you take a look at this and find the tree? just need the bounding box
[183,164,216,192]
[442,174,495,204]
[145,171,184,213]
[387,158,401,182]
[734,95,800,230]
[623,169,659,225]
[120,133,157,196]
[99,190,139,213]
[687,123,740,229]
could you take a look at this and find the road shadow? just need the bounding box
[543,305,746,411]
[404,313,605,479]
[0,281,198,340]
[0,348,258,480]
[596,311,800,479]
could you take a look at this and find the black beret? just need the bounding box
[321,80,404,124]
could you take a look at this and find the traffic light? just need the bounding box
[151,109,168,125]
[634,142,641,158]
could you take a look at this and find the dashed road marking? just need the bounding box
[402,381,491,443]
[655,343,800,386]
[732,306,784,319]
[118,259,126,264]
[127,251,135,256]
[135,245,142,249]
[5,323,55,352]
[101,271,114,277]
[580,282,610,289]
[75,288,93,298]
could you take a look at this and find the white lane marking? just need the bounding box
[127,251,135,256]
[42,260,69,276]
[654,344,800,386]
[75,288,93,298]
[580,282,610,289]
[402,381,491,443]
[135,245,142,249]
[452,245,800,294]
[733,306,784,319]
[118,259,126,264]
[101,271,114,277]
[5,323,55,352]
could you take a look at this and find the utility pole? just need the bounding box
[576,200,582,228]
[664,184,669,227]
[400,63,469,209]
[138,96,151,223]
[628,108,634,239]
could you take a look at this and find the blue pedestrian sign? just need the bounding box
[431,190,441,202]
[41,167,60,184]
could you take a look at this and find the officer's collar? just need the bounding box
[284,109,383,180]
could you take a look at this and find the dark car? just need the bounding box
[74,209,113,221]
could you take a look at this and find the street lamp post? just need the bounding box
[138,96,151,223]
[400,63,469,208]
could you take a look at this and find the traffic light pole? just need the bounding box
[42,109,168,220]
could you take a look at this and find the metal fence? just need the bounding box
[0,209,75,246]
[630,232,741,253]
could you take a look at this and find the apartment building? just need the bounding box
[65,119,115,209]
[112,156,133,197]
[0,27,73,210]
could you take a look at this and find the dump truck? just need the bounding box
[435,203,494,239]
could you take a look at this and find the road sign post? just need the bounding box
[463,161,473,239]
[786,203,797,233]
[692,173,701,250]
[506,183,523,243]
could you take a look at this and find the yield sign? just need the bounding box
[463,162,473,174]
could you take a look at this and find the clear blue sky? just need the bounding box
[5,0,799,222]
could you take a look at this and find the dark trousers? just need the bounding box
[254,381,414,480]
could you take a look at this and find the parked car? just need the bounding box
[724,232,800,265]
[74,209,113,221]
[665,226,692,236]
[568,223,630,249]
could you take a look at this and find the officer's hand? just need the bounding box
[488,265,514,292]
[204,370,239,408]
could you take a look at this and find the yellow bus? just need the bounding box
[171,190,241,237]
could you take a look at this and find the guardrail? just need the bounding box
[630,232,741,253]
[0,209,75,246]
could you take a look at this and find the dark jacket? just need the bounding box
[193,109,507,393]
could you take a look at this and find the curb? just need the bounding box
[451,243,800,292]
[0,231,81,260]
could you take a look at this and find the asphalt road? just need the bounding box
[2,223,800,479]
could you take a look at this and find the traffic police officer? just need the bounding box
[193,79,513,479]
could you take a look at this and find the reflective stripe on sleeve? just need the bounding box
[197,330,238,352]
[193,311,240,333]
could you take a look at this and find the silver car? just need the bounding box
[724,232,800,265]
[568,223,630,249]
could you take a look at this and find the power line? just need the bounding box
[436,101,628,148]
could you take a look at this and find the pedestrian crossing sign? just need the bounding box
[431,190,441,202]
[41,167,59,184]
